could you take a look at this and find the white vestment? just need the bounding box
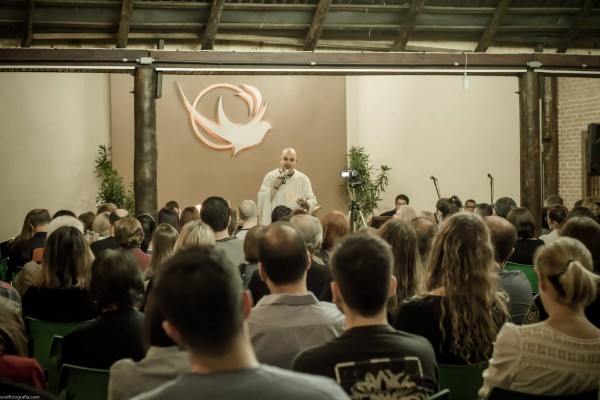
[257,169,317,225]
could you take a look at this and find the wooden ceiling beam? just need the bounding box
[475,0,509,53]
[116,0,134,48]
[557,0,594,53]
[303,0,333,51]
[201,0,225,50]
[391,0,425,51]
[21,0,35,48]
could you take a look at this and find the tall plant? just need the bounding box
[94,145,135,213]
[344,146,391,228]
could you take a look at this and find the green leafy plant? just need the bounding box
[94,145,135,213]
[343,146,391,228]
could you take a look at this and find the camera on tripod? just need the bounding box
[340,170,360,188]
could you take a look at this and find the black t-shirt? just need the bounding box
[507,238,544,265]
[22,286,98,323]
[292,325,438,398]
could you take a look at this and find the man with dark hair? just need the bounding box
[543,195,564,207]
[380,194,410,216]
[464,199,477,212]
[133,247,348,400]
[7,209,51,273]
[292,233,438,398]
[165,201,180,216]
[90,209,129,256]
[200,196,245,266]
[409,217,437,265]
[484,216,532,325]
[158,206,179,231]
[492,196,517,219]
[271,204,292,223]
[248,223,344,369]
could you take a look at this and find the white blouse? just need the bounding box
[479,322,600,398]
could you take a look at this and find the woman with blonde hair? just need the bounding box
[316,211,349,265]
[377,219,421,320]
[144,224,179,280]
[92,211,110,241]
[22,226,97,322]
[173,220,215,252]
[393,212,508,364]
[479,237,600,397]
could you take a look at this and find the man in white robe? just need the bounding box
[257,148,318,225]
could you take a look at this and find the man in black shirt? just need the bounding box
[380,194,409,217]
[292,233,438,399]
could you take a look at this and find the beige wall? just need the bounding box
[0,73,110,242]
[347,75,521,215]
[558,77,600,208]
[110,74,348,218]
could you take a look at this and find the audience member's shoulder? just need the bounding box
[257,365,349,399]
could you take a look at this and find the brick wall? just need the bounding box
[558,78,600,208]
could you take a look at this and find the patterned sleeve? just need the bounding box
[478,323,522,399]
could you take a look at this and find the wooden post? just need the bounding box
[134,67,158,220]
[542,76,559,201]
[518,71,542,236]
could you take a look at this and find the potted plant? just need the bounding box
[94,145,135,213]
[343,146,391,230]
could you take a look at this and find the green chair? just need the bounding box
[47,335,64,394]
[56,364,109,400]
[428,388,450,399]
[25,317,93,370]
[438,362,487,400]
[487,387,598,400]
[0,258,8,282]
[504,262,538,294]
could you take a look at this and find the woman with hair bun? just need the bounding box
[479,237,600,397]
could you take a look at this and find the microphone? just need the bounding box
[430,175,437,182]
[487,174,494,181]
[282,169,290,184]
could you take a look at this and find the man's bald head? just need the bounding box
[258,222,308,285]
[281,148,297,158]
[279,148,298,173]
[484,216,517,264]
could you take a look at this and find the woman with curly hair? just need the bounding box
[393,212,509,364]
[377,219,422,320]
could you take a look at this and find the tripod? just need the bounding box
[347,185,367,233]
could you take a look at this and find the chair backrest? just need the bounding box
[487,387,599,400]
[0,258,8,282]
[427,388,450,400]
[57,363,109,400]
[504,262,538,294]
[438,362,487,400]
[25,317,93,370]
[47,335,63,394]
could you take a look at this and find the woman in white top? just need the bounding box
[479,237,600,398]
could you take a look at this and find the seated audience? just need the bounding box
[0,353,45,391]
[393,212,509,364]
[78,211,96,243]
[137,214,156,254]
[227,208,238,237]
[377,219,422,321]
[479,237,600,397]
[7,209,50,275]
[0,297,27,357]
[293,233,438,398]
[62,249,145,369]
[409,217,437,265]
[201,197,245,266]
[165,201,180,216]
[393,205,418,222]
[249,215,332,305]
[485,217,533,324]
[173,220,215,252]
[493,197,517,219]
[131,246,348,400]
[271,205,292,223]
[544,194,564,207]
[506,207,544,265]
[158,206,179,231]
[539,204,568,244]
[435,196,461,223]
[464,199,476,212]
[234,200,258,240]
[475,203,494,217]
[315,211,349,266]
[114,217,152,272]
[177,206,200,233]
[90,209,128,256]
[108,292,190,400]
[239,225,266,289]
[21,226,97,322]
[92,211,110,242]
[97,203,118,215]
[248,223,344,369]
[144,224,178,281]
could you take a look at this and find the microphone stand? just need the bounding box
[430,176,441,200]
[488,174,494,204]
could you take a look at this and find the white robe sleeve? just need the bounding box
[257,171,275,226]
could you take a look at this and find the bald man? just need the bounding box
[257,148,318,225]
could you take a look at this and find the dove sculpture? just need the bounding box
[177,82,272,155]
